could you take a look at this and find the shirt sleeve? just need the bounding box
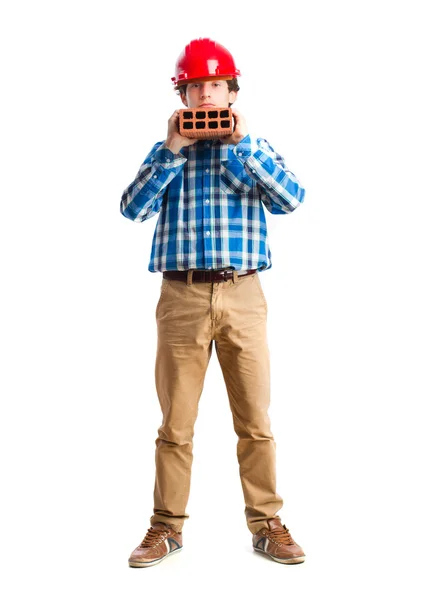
[232,135,306,215]
[120,142,187,222]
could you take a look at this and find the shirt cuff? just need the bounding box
[232,134,255,162]
[154,143,187,168]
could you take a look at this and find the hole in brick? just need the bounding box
[209,121,218,129]
[196,111,206,119]
[208,111,218,118]
[221,120,231,128]
[195,122,206,129]
[220,110,229,118]
[183,122,193,129]
[183,111,193,119]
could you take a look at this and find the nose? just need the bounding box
[200,84,211,99]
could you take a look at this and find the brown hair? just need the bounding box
[177,78,240,106]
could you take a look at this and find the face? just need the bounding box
[180,80,237,109]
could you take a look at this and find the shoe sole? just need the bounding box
[128,547,182,568]
[254,547,305,564]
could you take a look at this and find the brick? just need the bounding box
[178,107,233,139]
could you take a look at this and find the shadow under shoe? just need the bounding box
[252,518,305,564]
[128,522,183,568]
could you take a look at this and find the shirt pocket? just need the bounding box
[219,160,255,195]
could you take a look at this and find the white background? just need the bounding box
[1,0,423,597]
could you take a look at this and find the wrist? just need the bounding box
[233,132,248,146]
[165,137,182,155]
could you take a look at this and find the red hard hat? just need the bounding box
[172,38,241,87]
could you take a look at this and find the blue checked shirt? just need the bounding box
[120,135,305,272]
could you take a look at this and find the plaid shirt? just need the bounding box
[120,134,305,273]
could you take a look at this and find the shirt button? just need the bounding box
[238,152,243,156]
[205,168,210,173]
[205,143,210,148]
[251,169,256,173]
[206,231,211,236]
[153,174,158,178]
[205,199,209,204]
[166,158,170,163]
[208,266,212,269]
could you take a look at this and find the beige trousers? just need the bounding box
[150,270,283,534]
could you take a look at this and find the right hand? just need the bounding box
[165,110,197,154]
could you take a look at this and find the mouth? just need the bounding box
[199,103,215,107]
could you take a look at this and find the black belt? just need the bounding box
[162,269,257,283]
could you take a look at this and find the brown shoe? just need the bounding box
[252,518,305,564]
[128,522,183,568]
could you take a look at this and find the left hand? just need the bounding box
[219,107,248,145]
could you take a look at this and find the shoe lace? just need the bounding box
[139,526,170,548]
[267,524,294,546]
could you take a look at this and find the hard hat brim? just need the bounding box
[173,75,237,90]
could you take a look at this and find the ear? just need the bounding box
[180,91,188,107]
[229,90,237,105]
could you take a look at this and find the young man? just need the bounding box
[121,38,306,567]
